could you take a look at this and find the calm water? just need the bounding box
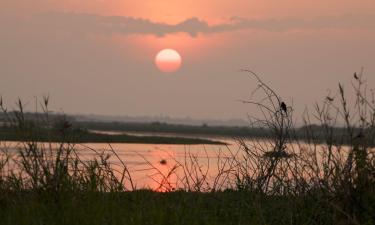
[79,141,234,190]
[1,134,372,191]
[0,134,238,190]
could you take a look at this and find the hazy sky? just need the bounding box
[1,0,375,121]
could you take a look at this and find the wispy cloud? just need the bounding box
[212,14,375,32]
[5,12,375,38]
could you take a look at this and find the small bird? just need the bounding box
[159,159,167,165]
[354,72,359,80]
[280,102,287,114]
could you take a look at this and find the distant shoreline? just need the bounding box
[0,129,227,145]
[73,121,375,147]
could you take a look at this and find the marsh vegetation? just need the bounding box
[0,72,374,225]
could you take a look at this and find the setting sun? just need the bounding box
[2,1,375,223]
[155,49,182,73]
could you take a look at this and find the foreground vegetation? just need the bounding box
[0,71,374,225]
[0,190,353,225]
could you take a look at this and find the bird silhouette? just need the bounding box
[159,159,167,165]
[280,102,287,114]
[354,72,359,80]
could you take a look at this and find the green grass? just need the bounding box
[0,190,349,225]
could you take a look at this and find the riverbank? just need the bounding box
[0,128,226,145]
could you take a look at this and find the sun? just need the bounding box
[155,49,182,73]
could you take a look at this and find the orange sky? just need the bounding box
[6,0,375,21]
[60,0,375,20]
[1,0,375,122]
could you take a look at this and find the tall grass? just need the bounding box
[0,72,374,225]
[0,96,134,196]
[232,70,375,224]
[133,71,374,224]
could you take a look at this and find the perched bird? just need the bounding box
[280,102,287,114]
[354,72,359,80]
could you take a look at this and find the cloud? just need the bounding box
[211,14,375,33]
[25,12,210,37]
[4,12,375,38]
